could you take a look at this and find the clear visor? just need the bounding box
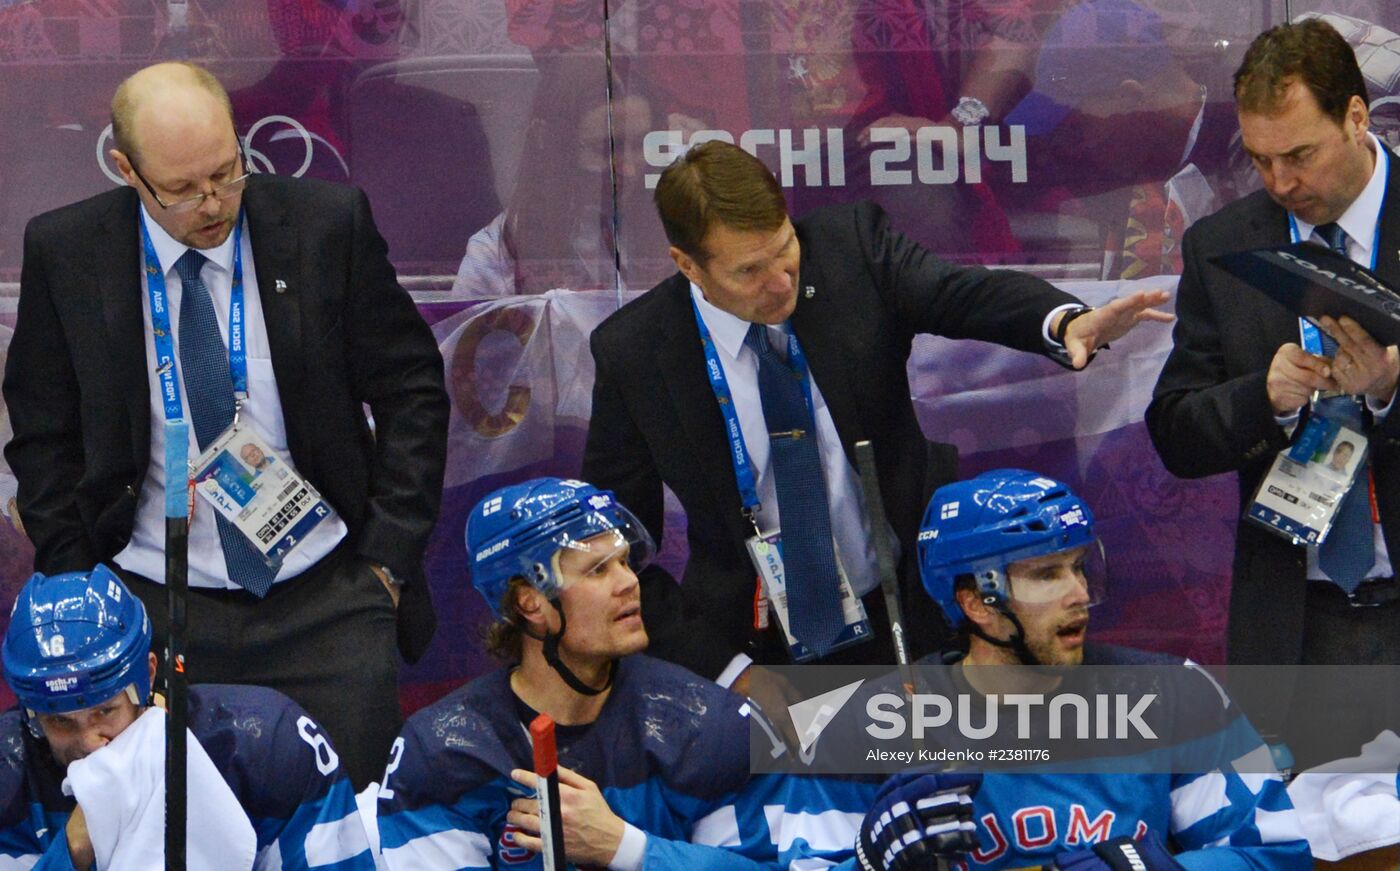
[1004,540,1107,609]
[544,508,655,594]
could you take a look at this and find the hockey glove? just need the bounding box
[1052,831,1187,871]
[855,771,982,871]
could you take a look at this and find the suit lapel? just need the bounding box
[96,189,152,468]
[788,239,861,464]
[1240,195,1299,349]
[655,276,753,534]
[242,178,305,422]
[1372,147,1400,287]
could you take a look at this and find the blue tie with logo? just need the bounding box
[176,249,277,597]
[1312,223,1375,592]
[745,323,845,657]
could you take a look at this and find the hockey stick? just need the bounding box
[163,422,189,871]
[530,714,568,871]
[854,441,910,668]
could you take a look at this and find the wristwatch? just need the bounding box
[1054,305,1096,347]
[951,96,990,126]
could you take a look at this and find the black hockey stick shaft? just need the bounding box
[854,440,910,667]
[164,516,188,871]
[163,423,189,871]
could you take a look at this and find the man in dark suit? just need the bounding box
[1148,21,1400,751]
[583,140,1170,690]
[1,62,448,788]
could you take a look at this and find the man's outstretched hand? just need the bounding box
[1061,289,1175,369]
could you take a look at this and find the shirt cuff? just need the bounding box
[715,654,753,690]
[1366,391,1395,420]
[1041,303,1083,348]
[608,822,648,871]
[1274,409,1302,436]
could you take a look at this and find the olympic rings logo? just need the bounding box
[97,115,340,184]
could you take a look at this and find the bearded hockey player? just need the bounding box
[809,469,1313,871]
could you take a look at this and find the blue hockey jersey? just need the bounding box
[0,684,373,870]
[377,654,812,870]
[785,645,1313,870]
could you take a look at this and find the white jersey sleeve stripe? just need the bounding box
[381,829,491,870]
[690,805,741,847]
[305,808,373,867]
[1169,771,1228,833]
[1255,807,1305,846]
[763,805,864,853]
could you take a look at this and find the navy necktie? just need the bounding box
[745,323,845,657]
[1312,223,1375,592]
[176,249,277,597]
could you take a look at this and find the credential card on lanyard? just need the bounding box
[190,425,334,568]
[744,529,872,663]
[1246,420,1368,546]
[1246,212,1376,546]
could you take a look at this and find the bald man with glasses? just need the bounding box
[1,61,449,790]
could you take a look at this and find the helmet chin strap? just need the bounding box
[523,602,615,697]
[968,596,1043,667]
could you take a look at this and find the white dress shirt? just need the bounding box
[114,205,346,589]
[691,284,894,682]
[1290,133,1393,582]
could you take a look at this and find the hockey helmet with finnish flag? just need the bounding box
[466,477,655,618]
[918,469,1103,628]
[2,565,152,714]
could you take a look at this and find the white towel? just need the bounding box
[62,707,257,871]
[1287,730,1400,862]
[355,782,389,871]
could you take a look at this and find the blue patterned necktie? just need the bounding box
[745,323,845,657]
[175,249,277,597]
[1312,223,1375,592]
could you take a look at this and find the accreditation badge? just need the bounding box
[190,425,336,568]
[745,529,872,663]
[1246,411,1368,546]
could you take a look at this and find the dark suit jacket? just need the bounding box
[583,201,1080,679]
[2,174,449,662]
[1147,176,1400,666]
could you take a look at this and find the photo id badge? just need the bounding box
[745,529,872,663]
[191,425,336,567]
[1246,415,1368,546]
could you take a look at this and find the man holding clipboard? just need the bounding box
[1148,19,1400,754]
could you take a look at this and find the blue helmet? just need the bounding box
[2,565,153,715]
[918,469,1099,628]
[466,477,655,618]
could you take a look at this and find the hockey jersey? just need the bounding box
[377,654,820,870]
[0,683,373,870]
[787,645,1313,870]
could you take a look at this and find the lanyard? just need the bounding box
[141,209,248,423]
[689,294,816,526]
[1288,146,1388,353]
[141,211,247,517]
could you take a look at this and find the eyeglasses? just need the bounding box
[130,150,251,214]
